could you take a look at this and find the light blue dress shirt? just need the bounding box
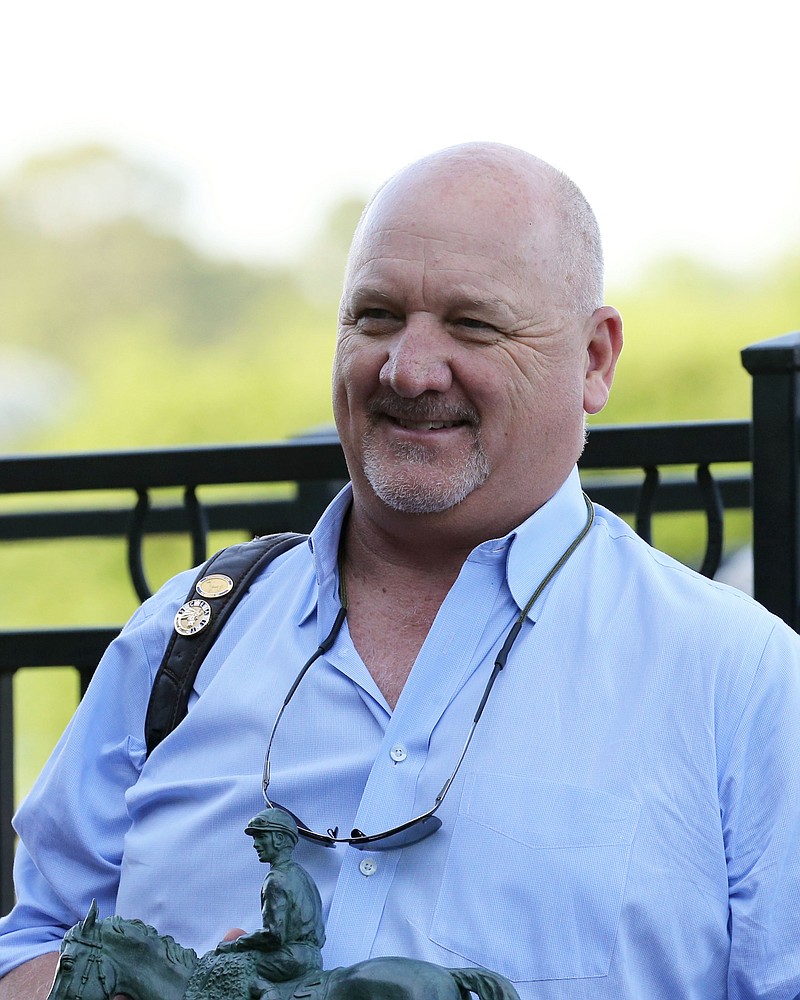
[3,468,800,999]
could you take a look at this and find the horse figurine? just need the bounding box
[46,901,521,1000]
[47,808,520,1000]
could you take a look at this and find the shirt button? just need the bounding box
[359,858,378,877]
[390,745,408,762]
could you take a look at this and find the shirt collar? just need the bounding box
[297,484,354,626]
[502,467,591,621]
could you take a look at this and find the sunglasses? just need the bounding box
[262,494,594,851]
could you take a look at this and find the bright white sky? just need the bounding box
[0,0,797,287]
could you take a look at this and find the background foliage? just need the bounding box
[2,147,798,799]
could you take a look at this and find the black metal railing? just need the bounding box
[1,331,799,915]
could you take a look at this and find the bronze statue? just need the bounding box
[46,808,520,1000]
[214,809,324,994]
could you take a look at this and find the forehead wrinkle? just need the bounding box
[344,285,397,309]
[430,264,525,298]
[352,226,426,262]
[356,220,522,262]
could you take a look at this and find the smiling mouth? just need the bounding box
[393,417,464,431]
[367,392,478,435]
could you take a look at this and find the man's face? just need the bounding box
[333,160,618,527]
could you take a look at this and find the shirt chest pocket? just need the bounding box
[428,772,640,983]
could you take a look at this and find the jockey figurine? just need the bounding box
[216,808,325,993]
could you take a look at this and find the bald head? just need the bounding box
[348,142,604,316]
[333,141,622,530]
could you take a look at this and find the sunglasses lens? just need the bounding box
[349,814,443,852]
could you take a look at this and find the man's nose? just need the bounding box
[379,317,453,397]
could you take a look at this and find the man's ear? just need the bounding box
[583,306,623,415]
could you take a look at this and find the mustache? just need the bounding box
[365,391,480,426]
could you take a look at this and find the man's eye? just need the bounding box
[355,308,401,332]
[361,309,397,320]
[453,318,497,338]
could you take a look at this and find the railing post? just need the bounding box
[1,672,15,915]
[741,331,800,629]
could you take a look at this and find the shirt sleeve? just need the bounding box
[719,616,800,999]
[0,572,192,978]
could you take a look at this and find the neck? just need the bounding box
[344,508,469,593]
[343,462,572,570]
[340,504,472,709]
[344,495,505,580]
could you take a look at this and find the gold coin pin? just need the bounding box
[174,599,212,637]
[196,574,234,599]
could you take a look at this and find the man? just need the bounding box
[2,143,800,1000]
[215,808,324,990]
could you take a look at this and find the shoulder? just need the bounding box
[129,536,314,661]
[573,503,800,695]
[589,503,776,626]
[555,505,800,756]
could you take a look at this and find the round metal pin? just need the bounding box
[174,599,212,636]
[196,574,234,598]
